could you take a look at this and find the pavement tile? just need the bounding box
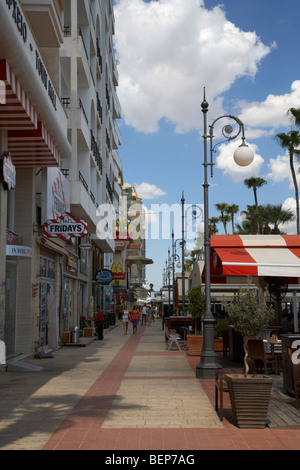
[2,320,300,450]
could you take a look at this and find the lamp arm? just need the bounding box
[209,115,246,177]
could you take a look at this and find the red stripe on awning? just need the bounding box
[214,246,258,276]
[0,60,37,130]
[210,235,300,278]
[0,60,60,167]
[8,122,60,167]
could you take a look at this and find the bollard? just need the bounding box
[73,326,79,343]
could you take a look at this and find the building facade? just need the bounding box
[0,0,122,360]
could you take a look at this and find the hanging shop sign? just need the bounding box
[95,269,114,284]
[44,212,88,241]
[111,262,126,281]
[0,153,16,190]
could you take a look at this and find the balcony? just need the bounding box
[22,0,64,47]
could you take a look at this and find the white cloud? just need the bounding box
[237,81,300,132]
[134,181,167,199]
[114,0,272,134]
[266,152,300,188]
[281,197,297,234]
[216,140,264,182]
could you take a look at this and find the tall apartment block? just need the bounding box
[0,0,122,362]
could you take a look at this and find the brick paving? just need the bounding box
[1,320,300,450]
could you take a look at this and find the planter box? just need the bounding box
[61,332,71,343]
[83,327,93,337]
[225,374,273,429]
[187,335,203,356]
[214,338,223,352]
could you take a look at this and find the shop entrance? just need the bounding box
[5,260,17,355]
[39,255,56,349]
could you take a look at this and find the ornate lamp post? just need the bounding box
[196,88,254,379]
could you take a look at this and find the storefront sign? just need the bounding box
[111,262,126,281]
[44,212,88,240]
[6,244,32,258]
[1,153,16,190]
[95,270,114,284]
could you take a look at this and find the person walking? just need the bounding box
[130,305,139,335]
[122,304,131,335]
[96,305,104,340]
[142,304,147,325]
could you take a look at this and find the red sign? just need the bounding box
[44,212,88,240]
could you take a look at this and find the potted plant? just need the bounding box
[223,287,275,428]
[186,286,205,356]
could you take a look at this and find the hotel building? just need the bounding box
[0,0,122,360]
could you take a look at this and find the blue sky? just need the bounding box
[113,0,300,291]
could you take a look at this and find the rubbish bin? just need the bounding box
[73,326,79,344]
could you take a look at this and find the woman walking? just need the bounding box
[122,304,131,335]
[130,305,139,335]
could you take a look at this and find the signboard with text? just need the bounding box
[44,212,88,241]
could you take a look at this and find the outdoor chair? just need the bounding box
[167,332,184,351]
[289,350,300,409]
[215,370,230,421]
[246,338,278,374]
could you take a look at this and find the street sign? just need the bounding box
[44,212,88,240]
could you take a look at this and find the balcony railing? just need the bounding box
[106,175,114,202]
[78,171,88,193]
[91,130,103,174]
[79,99,89,125]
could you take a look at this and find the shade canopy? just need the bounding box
[210,235,300,279]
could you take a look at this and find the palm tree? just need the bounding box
[267,204,295,233]
[240,205,261,234]
[209,217,220,234]
[275,130,300,234]
[226,204,240,234]
[239,204,294,234]
[288,107,300,127]
[244,177,267,209]
[215,203,230,234]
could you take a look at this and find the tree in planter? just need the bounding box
[223,288,274,377]
[186,286,205,334]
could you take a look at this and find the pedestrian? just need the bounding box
[142,304,147,325]
[122,304,131,335]
[131,305,139,335]
[147,305,152,326]
[151,306,156,322]
[96,305,104,340]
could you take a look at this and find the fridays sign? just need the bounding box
[44,212,88,240]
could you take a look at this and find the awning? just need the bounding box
[0,60,60,167]
[211,235,300,278]
[8,122,60,167]
[0,60,37,130]
[37,236,68,256]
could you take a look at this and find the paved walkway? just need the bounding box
[1,320,300,450]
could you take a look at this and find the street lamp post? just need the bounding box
[196,88,254,379]
[181,192,186,315]
[180,193,203,315]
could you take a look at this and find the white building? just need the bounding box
[0,0,122,360]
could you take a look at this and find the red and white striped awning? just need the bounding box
[8,122,60,167]
[0,60,60,167]
[0,60,37,130]
[211,235,300,278]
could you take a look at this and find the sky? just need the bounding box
[112,0,300,292]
